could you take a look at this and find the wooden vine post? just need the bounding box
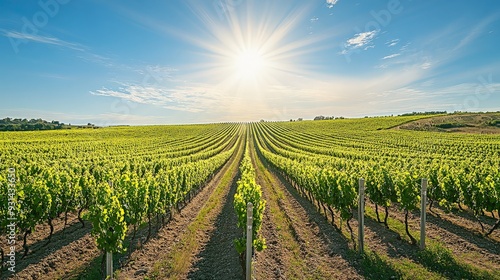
[106,251,113,279]
[246,202,253,280]
[358,178,365,254]
[420,178,428,250]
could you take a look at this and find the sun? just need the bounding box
[184,0,319,92]
[233,48,268,81]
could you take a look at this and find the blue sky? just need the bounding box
[1,0,499,125]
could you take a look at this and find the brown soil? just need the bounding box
[185,176,243,280]
[252,184,287,280]
[2,213,100,280]
[118,136,244,279]
[250,137,362,279]
[185,143,244,279]
[396,203,498,266]
[362,200,500,276]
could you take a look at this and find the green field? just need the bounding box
[1,115,499,279]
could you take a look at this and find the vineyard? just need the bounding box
[0,115,499,279]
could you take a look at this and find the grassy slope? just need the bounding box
[395,112,500,133]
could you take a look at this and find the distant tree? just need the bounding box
[400,111,447,116]
[0,117,65,131]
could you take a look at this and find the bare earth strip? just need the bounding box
[364,201,500,276]
[118,133,245,279]
[186,138,245,279]
[5,214,100,280]
[250,136,362,280]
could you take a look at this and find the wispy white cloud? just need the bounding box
[346,30,378,48]
[76,53,115,68]
[1,29,122,71]
[38,73,72,80]
[412,14,499,71]
[376,52,429,70]
[88,61,431,121]
[386,39,399,47]
[90,83,222,113]
[399,42,411,51]
[452,14,498,53]
[375,43,428,69]
[86,58,498,121]
[340,30,379,55]
[1,30,85,51]
[421,62,432,69]
[375,15,497,74]
[382,53,401,60]
[326,0,339,8]
[421,82,500,98]
[136,65,179,84]
[138,65,178,75]
[368,81,500,114]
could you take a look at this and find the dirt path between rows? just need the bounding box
[186,162,242,279]
[363,201,500,276]
[4,214,99,280]
[117,134,244,279]
[250,135,362,279]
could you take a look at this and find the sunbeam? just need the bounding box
[183,0,325,94]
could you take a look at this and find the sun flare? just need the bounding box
[185,0,319,92]
[233,49,267,80]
